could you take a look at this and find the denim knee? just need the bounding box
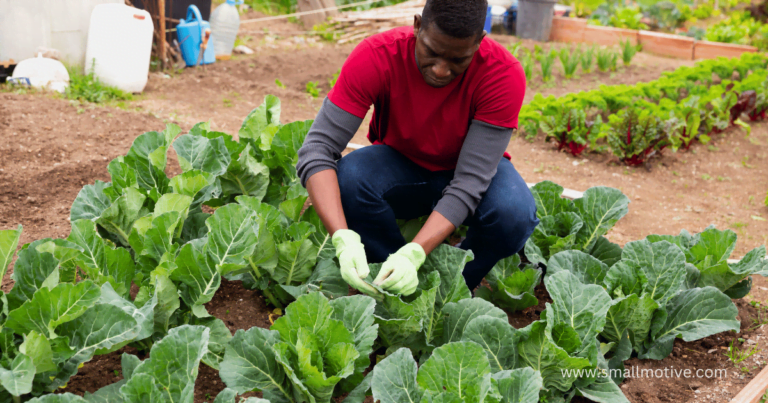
[484,201,538,253]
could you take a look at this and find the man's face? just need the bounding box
[413,15,483,88]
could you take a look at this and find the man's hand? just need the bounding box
[332,229,379,297]
[373,243,426,296]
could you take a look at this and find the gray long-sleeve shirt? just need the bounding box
[296,97,514,227]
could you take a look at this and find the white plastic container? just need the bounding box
[49,0,123,66]
[0,0,121,66]
[209,0,242,60]
[84,4,153,93]
[0,0,50,63]
[12,53,70,93]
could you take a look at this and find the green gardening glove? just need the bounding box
[373,243,426,296]
[332,229,379,297]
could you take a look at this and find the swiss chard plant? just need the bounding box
[540,106,603,156]
[219,292,378,403]
[605,107,672,166]
[664,97,704,151]
[525,181,628,268]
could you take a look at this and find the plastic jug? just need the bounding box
[177,5,215,67]
[84,4,153,93]
[11,53,70,93]
[49,0,122,66]
[210,0,242,60]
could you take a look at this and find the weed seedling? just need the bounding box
[725,338,760,365]
[750,302,768,330]
[329,69,341,89]
[114,370,120,377]
[306,81,320,98]
[275,79,286,89]
[223,98,233,108]
[701,174,711,180]
[66,64,133,104]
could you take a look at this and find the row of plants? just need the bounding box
[0,95,344,402]
[519,52,768,165]
[697,10,768,50]
[8,177,765,402]
[508,41,637,84]
[1,95,767,402]
[582,0,754,34]
[584,0,768,50]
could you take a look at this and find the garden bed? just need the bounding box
[1,19,767,402]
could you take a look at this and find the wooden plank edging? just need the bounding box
[730,364,768,403]
[548,17,759,60]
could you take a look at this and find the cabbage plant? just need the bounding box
[25,325,210,403]
[219,292,378,403]
[371,344,543,403]
[475,254,542,312]
[526,181,628,267]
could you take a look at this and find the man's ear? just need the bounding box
[413,14,422,38]
[476,31,487,46]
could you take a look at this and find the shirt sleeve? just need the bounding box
[327,40,384,119]
[472,61,526,129]
[296,98,364,187]
[434,120,514,227]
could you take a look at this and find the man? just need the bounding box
[296,0,538,297]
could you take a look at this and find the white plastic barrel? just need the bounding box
[210,0,241,59]
[49,0,122,66]
[0,0,50,63]
[84,4,153,93]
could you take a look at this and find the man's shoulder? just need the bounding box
[477,37,520,69]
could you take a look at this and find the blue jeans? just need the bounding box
[336,145,539,291]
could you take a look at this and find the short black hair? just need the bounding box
[421,0,489,39]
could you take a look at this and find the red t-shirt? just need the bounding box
[328,26,526,171]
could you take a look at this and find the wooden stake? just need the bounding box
[158,0,166,69]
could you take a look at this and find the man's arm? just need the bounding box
[411,120,514,254]
[297,98,364,235]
